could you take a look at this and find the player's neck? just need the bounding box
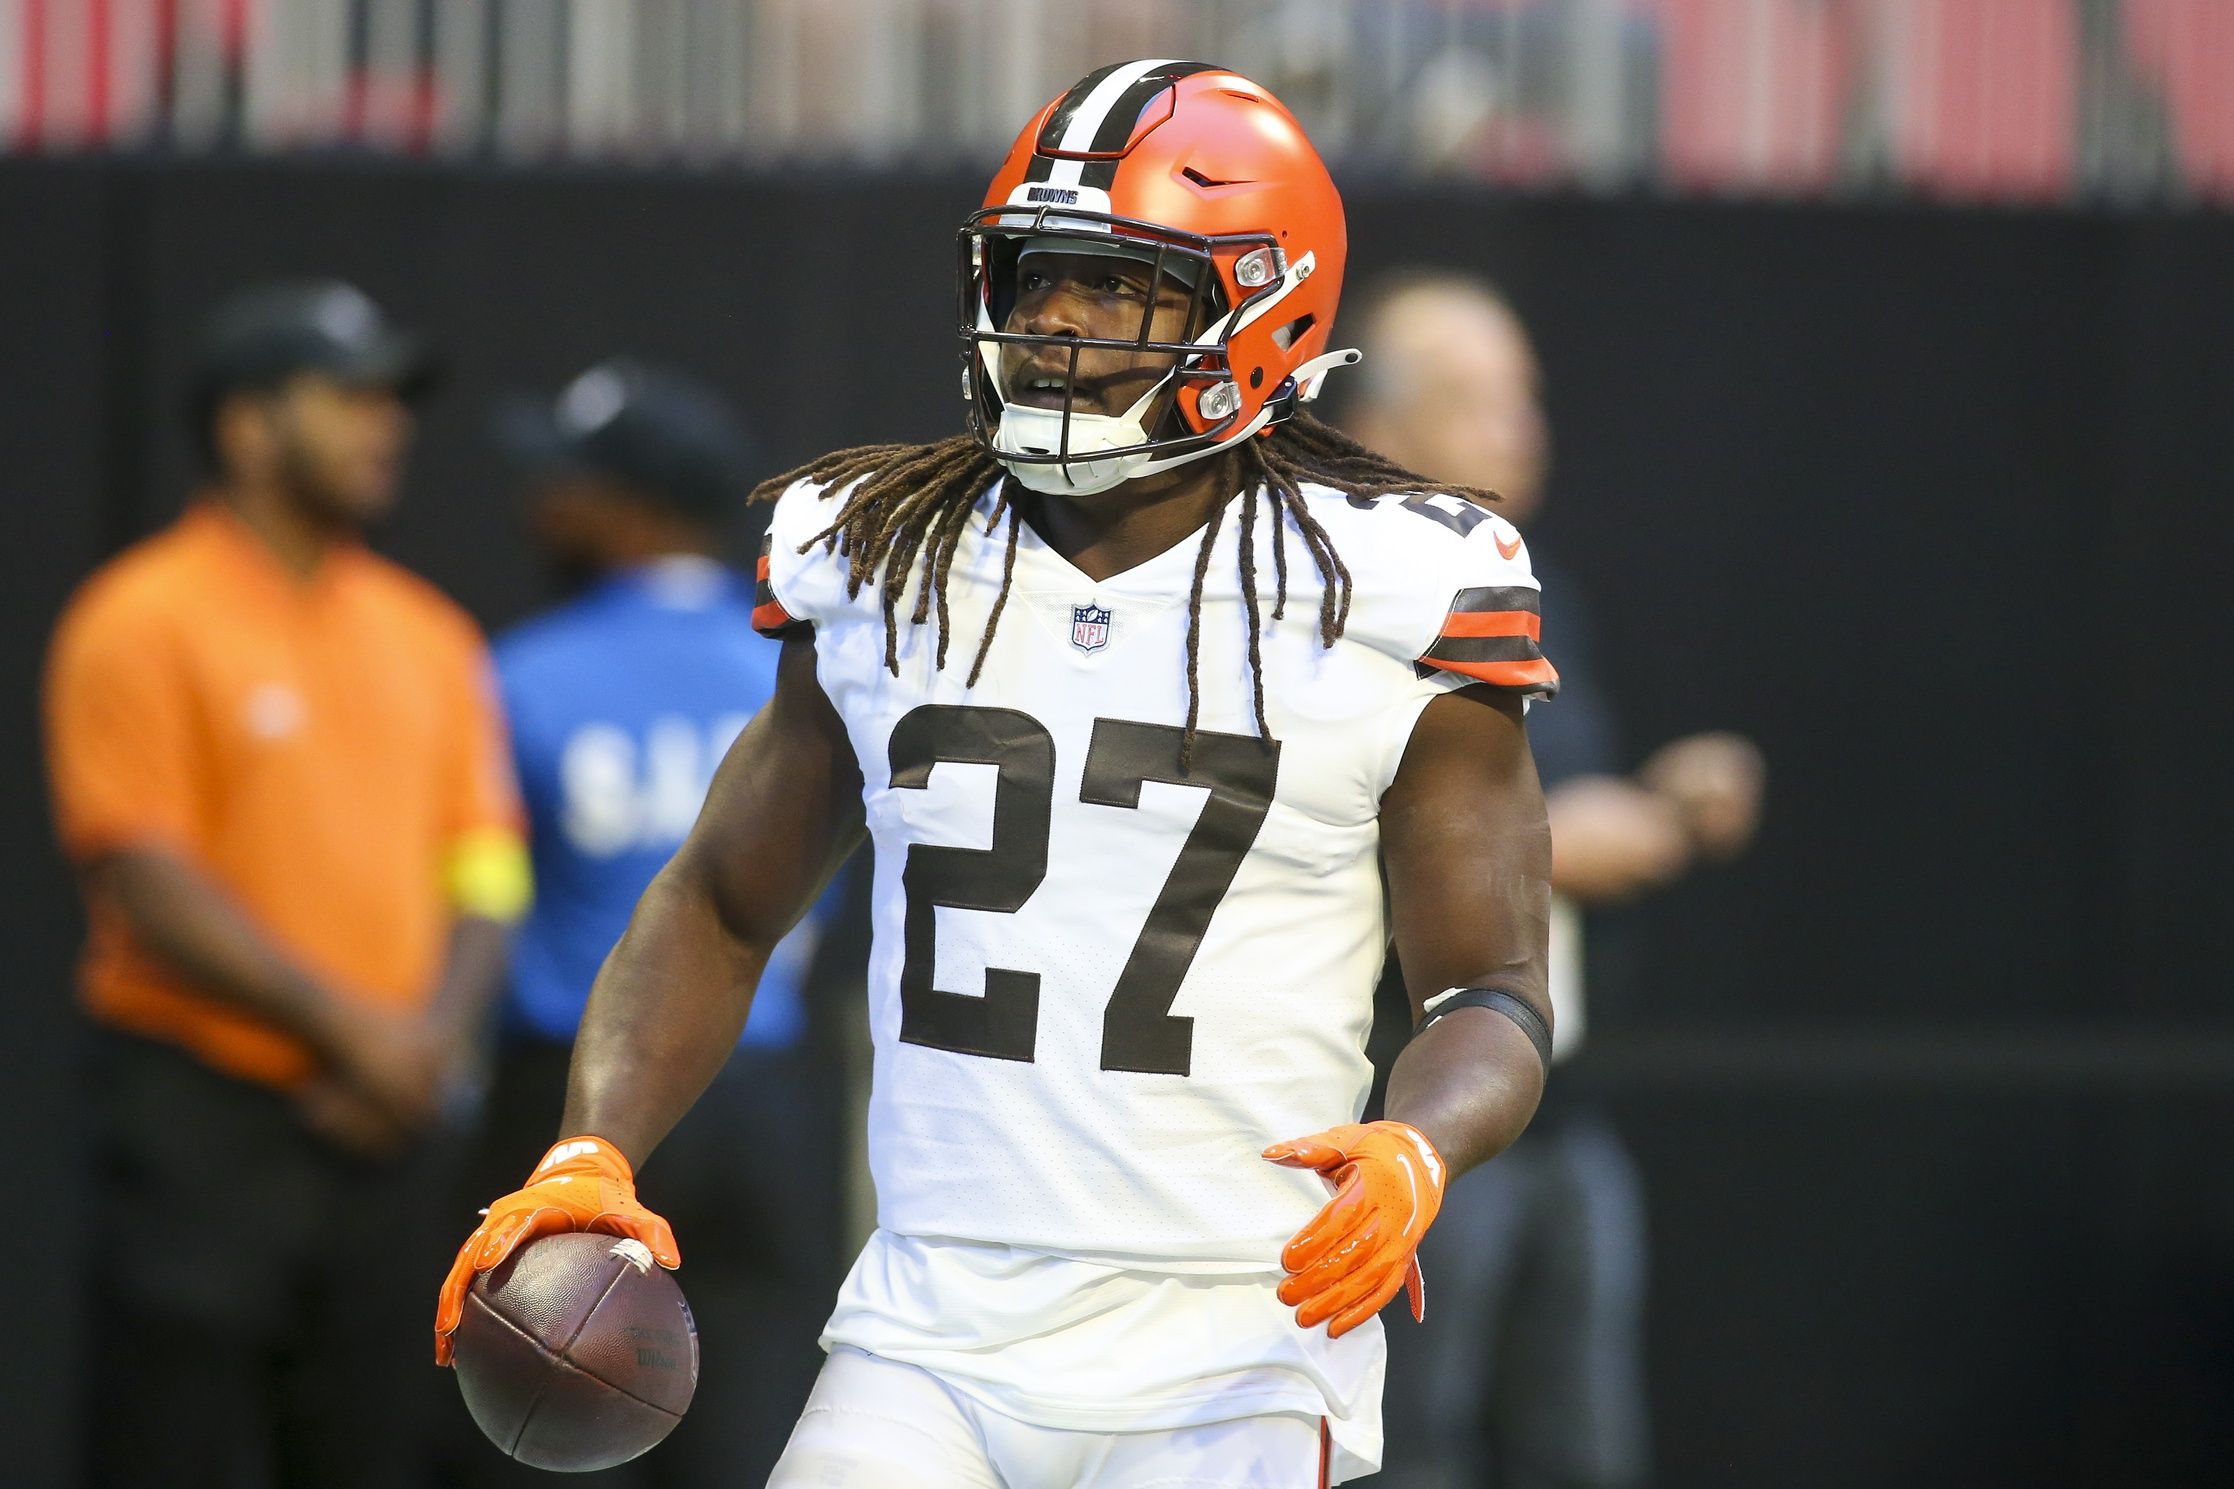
[210,478,349,580]
[1022,459,1233,584]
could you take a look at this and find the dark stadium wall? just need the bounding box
[0,160,111,1489]
[3,156,2231,1488]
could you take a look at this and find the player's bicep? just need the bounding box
[1379,684,1553,1025]
[673,635,864,954]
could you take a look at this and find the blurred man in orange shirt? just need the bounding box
[44,281,528,1489]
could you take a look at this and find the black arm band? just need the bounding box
[1413,987,1552,1071]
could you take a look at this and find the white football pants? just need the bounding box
[766,1346,1331,1488]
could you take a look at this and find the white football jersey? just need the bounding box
[755,470,1553,1474]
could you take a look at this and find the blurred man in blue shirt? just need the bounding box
[449,359,844,1489]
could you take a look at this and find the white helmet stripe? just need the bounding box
[1041,58,1184,188]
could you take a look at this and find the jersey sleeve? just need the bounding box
[753,530,811,638]
[1408,511,1558,700]
[439,628,526,842]
[1337,494,1559,702]
[427,607,529,921]
[43,585,203,862]
[755,476,854,638]
[1310,490,1558,800]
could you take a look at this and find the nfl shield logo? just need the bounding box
[1070,603,1112,654]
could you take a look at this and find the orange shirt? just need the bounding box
[43,503,522,1088]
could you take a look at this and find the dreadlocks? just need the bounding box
[748,412,1500,768]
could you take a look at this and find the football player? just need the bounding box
[438,61,1558,1486]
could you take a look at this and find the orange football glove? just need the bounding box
[434,1135,679,1366]
[1264,1120,1447,1339]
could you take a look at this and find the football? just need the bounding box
[451,1231,699,1472]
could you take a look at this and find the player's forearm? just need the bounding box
[90,848,361,1063]
[1376,686,1553,1174]
[1383,1004,1546,1176]
[560,849,769,1167]
[560,633,861,1170]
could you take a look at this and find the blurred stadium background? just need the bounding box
[4,2,2232,1486]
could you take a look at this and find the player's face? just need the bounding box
[267,373,414,527]
[1000,251,1199,421]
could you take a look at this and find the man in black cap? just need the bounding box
[44,280,526,1487]
[444,359,847,1488]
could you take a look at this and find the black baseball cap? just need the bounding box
[193,279,439,408]
[498,358,757,522]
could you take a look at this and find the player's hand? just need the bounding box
[434,1136,680,1366]
[1264,1121,1447,1339]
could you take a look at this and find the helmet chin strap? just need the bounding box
[994,347,1361,496]
[993,369,1177,495]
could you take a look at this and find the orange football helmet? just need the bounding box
[960,60,1356,494]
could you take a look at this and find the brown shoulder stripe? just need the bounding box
[1449,585,1541,616]
[1417,583,1557,694]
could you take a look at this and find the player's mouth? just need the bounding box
[1010,371,1085,412]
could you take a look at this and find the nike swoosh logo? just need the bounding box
[536,1138,601,1174]
[1495,529,1523,561]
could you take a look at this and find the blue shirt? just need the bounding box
[495,558,813,1048]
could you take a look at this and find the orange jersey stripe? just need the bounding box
[755,552,772,580]
[1439,609,1542,641]
[1423,654,1560,689]
[752,599,797,633]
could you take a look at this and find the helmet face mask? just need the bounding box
[958,61,1352,497]
[959,207,1289,493]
